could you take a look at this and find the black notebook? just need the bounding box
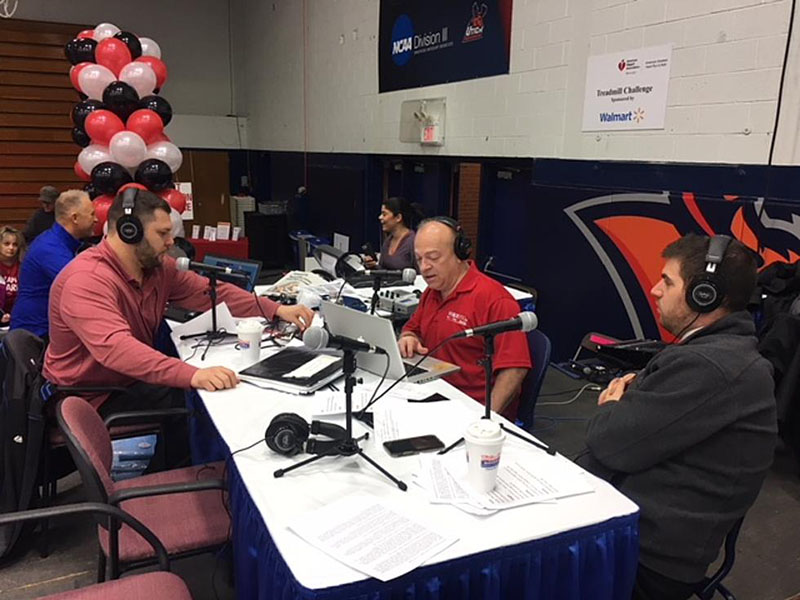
[238,346,343,395]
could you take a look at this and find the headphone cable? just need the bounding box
[230,438,265,457]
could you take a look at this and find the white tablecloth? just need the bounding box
[172,329,637,591]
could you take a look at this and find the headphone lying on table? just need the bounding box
[264,413,346,456]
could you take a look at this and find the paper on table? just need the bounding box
[283,354,340,379]
[171,302,237,339]
[441,450,594,510]
[372,381,433,401]
[372,401,474,446]
[312,390,371,416]
[417,455,497,516]
[288,494,457,582]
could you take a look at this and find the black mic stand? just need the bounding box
[438,333,555,456]
[369,275,384,315]
[274,348,408,490]
[178,272,236,359]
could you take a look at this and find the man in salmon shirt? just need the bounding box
[398,217,530,418]
[44,189,313,466]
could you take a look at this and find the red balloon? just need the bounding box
[118,182,147,193]
[74,161,90,181]
[93,194,114,235]
[77,29,95,39]
[159,188,186,214]
[126,109,164,144]
[84,109,124,146]
[135,56,168,89]
[95,38,132,77]
[69,62,92,91]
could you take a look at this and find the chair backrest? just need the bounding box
[516,329,552,430]
[695,516,745,600]
[0,328,47,558]
[56,396,115,503]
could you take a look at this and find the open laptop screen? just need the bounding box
[202,254,262,291]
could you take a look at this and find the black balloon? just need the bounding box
[83,182,101,200]
[135,159,173,192]
[102,81,140,122]
[139,95,173,126]
[64,38,97,65]
[71,126,91,148]
[91,161,133,196]
[113,31,142,59]
[71,99,105,128]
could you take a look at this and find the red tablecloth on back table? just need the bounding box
[188,237,249,261]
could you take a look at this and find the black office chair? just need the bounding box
[694,517,745,600]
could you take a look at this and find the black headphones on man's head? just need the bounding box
[430,216,472,260]
[265,413,346,456]
[686,234,732,313]
[117,187,144,245]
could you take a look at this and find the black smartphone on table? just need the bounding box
[383,435,445,457]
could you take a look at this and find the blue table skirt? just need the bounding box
[182,385,639,600]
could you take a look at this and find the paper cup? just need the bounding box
[236,319,263,365]
[464,419,505,493]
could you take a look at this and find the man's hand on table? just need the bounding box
[398,333,428,358]
[191,366,240,391]
[276,304,314,331]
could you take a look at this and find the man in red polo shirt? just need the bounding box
[398,218,530,417]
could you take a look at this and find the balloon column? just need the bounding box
[65,23,187,234]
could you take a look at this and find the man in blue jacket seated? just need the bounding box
[11,189,97,339]
[576,233,777,600]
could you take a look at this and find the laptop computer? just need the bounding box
[320,300,460,384]
[202,254,263,292]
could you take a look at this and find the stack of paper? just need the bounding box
[414,449,595,514]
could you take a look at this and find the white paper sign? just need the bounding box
[582,44,672,131]
[333,232,350,252]
[177,182,194,220]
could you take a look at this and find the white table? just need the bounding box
[171,328,639,599]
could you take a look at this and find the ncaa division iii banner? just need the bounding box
[379,0,513,93]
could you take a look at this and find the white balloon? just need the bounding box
[170,207,185,237]
[78,144,111,175]
[93,22,120,42]
[146,141,183,173]
[139,37,161,59]
[77,64,115,100]
[109,131,147,169]
[119,61,157,98]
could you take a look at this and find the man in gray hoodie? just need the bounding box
[577,234,776,600]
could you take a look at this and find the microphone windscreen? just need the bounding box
[402,268,416,284]
[175,256,190,271]
[302,326,329,350]
[519,311,538,332]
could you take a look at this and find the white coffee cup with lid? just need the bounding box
[236,319,263,366]
[464,419,505,493]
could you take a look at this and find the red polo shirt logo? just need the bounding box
[446,310,468,327]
